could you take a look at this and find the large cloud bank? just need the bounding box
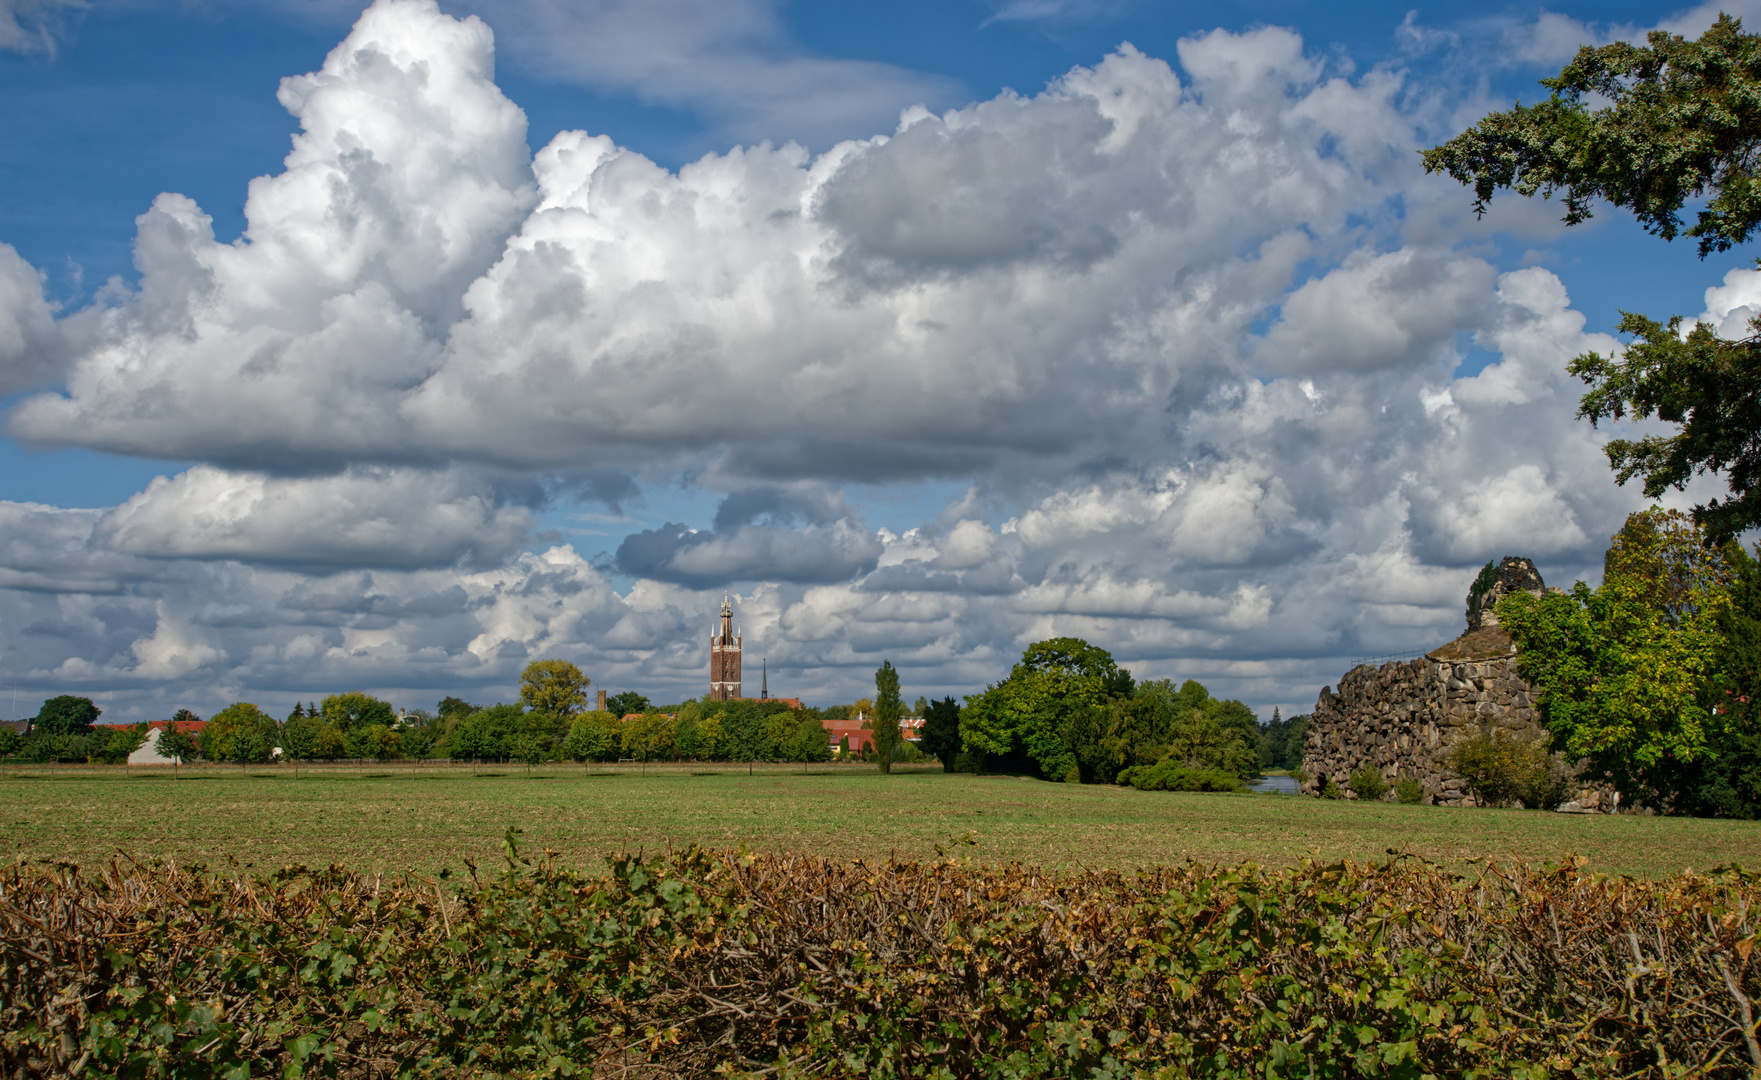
[0,0,1713,719]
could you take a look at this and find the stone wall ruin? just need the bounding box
[1301,557,1615,812]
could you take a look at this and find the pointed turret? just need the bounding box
[710,595,742,700]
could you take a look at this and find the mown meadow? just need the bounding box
[6,761,1761,877]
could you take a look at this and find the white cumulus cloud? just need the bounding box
[0,0,1717,722]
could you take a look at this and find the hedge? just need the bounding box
[4,835,1761,1077]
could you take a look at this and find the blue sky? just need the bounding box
[0,0,1753,721]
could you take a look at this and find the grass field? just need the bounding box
[5,760,1760,877]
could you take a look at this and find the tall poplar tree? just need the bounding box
[873,660,902,774]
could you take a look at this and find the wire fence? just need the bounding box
[1346,647,1440,670]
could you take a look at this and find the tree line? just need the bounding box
[0,659,938,770]
[1,647,1293,788]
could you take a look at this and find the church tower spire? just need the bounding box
[710,595,742,701]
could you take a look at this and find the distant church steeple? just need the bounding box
[761,659,768,700]
[710,595,742,701]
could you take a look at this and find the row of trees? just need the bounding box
[931,636,1266,788]
[2,647,1286,786]
[0,696,153,766]
[0,657,937,769]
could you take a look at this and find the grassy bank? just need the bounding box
[5,761,1759,876]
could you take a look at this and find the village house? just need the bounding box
[94,718,207,765]
[821,713,924,755]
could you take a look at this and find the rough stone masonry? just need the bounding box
[1301,557,1615,811]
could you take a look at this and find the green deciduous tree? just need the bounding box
[344,723,400,761]
[507,734,548,778]
[563,712,621,764]
[201,703,279,770]
[782,716,832,763]
[34,695,100,736]
[1424,16,1761,541]
[101,723,151,766]
[281,710,322,761]
[1690,542,1761,815]
[1499,508,1736,809]
[399,723,436,759]
[1568,313,1761,544]
[1259,708,1310,771]
[437,696,479,720]
[155,727,199,778]
[621,712,676,761]
[605,691,650,717]
[449,704,525,762]
[673,703,724,760]
[449,717,501,762]
[519,659,590,719]
[319,692,396,734]
[1104,679,1261,787]
[872,660,902,774]
[722,701,768,772]
[960,638,1134,780]
[0,728,18,778]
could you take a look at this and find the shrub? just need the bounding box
[1349,764,1389,801]
[952,748,987,773]
[1117,761,1246,792]
[5,845,1761,1078]
[1320,778,1343,799]
[20,732,102,764]
[1450,728,1572,809]
[1395,775,1426,804]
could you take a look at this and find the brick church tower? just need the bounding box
[710,595,741,701]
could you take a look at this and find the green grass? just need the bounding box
[4,760,1759,877]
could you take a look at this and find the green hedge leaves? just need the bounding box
[6,840,1761,1078]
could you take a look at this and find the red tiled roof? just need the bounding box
[98,720,205,731]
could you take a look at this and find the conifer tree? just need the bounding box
[873,660,902,774]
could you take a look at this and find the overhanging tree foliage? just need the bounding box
[1424,15,1761,541]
